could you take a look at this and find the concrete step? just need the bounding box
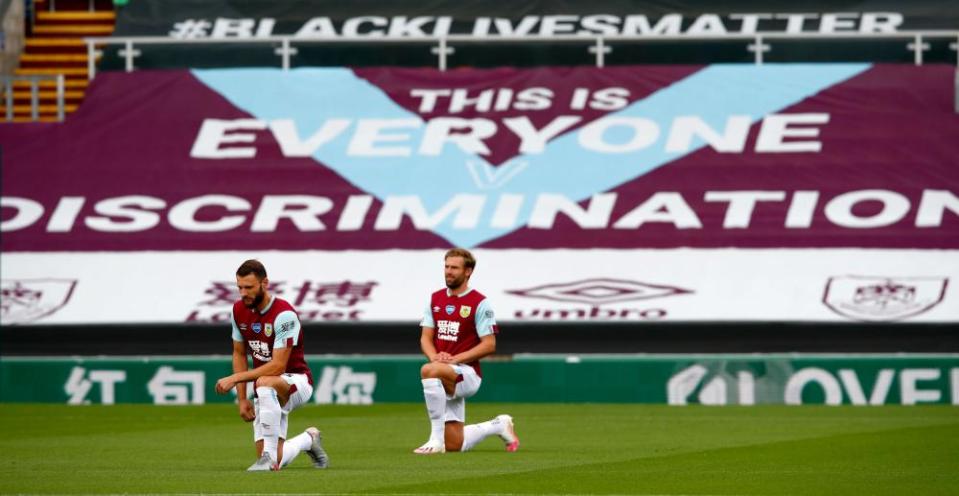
[0,103,79,113]
[36,11,116,22]
[18,53,99,69]
[10,78,89,89]
[0,116,64,122]
[14,67,89,76]
[26,38,87,47]
[31,25,115,36]
[24,38,90,55]
[5,90,86,100]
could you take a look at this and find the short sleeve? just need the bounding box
[272,310,301,349]
[231,307,242,342]
[475,299,497,337]
[419,301,435,328]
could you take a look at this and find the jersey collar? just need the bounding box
[446,287,473,298]
[259,295,275,314]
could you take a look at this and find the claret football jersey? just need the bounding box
[232,295,313,385]
[421,288,498,377]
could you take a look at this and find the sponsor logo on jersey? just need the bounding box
[252,323,262,334]
[264,323,273,337]
[445,304,455,315]
[437,320,460,342]
[460,305,471,318]
[249,340,271,361]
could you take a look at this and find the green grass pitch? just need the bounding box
[1,403,957,495]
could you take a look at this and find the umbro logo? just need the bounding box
[508,278,692,321]
[507,278,691,305]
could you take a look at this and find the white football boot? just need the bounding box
[246,451,279,471]
[305,427,329,468]
[496,414,520,452]
[413,438,446,454]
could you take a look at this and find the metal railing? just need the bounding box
[82,30,959,78]
[2,74,66,121]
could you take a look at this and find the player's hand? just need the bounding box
[238,398,255,422]
[215,376,235,394]
[433,352,454,363]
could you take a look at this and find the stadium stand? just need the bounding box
[1,0,957,406]
[1,0,114,120]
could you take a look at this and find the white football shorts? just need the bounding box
[444,363,482,423]
[253,373,314,441]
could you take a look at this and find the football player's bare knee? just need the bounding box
[445,423,464,452]
[421,363,444,379]
[419,363,432,378]
[253,376,275,389]
[254,376,289,398]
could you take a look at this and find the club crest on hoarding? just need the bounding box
[0,279,77,324]
[823,276,948,321]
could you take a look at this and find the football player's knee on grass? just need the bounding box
[445,423,465,452]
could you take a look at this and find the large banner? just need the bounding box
[2,64,958,323]
[2,354,957,405]
[0,250,955,324]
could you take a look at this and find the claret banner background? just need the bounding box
[2,63,957,324]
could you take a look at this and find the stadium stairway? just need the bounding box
[2,0,115,122]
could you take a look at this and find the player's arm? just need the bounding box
[420,326,440,361]
[419,301,450,361]
[229,340,255,421]
[216,311,297,393]
[230,310,298,382]
[219,311,255,420]
[225,346,291,385]
[231,340,248,395]
[452,333,496,364]
[451,298,498,364]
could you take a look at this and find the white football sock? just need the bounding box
[256,386,281,463]
[279,431,313,468]
[421,378,446,443]
[461,416,505,452]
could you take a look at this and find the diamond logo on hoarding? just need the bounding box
[0,279,77,324]
[823,276,948,321]
[506,278,691,305]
